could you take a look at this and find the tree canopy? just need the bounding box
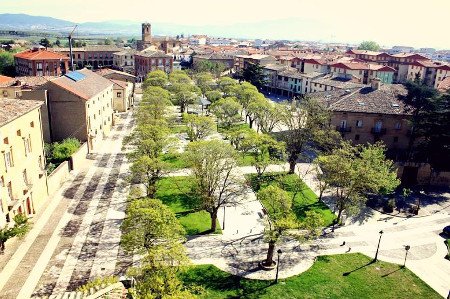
[357,41,381,51]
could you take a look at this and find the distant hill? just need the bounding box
[0,13,75,30]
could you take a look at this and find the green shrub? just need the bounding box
[76,276,119,293]
[51,138,81,162]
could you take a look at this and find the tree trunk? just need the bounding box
[336,206,343,225]
[249,118,254,129]
[289,159,296,174]
[265,241,276,265]
[210,209,218,232]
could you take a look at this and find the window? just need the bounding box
[24,136,32,156]
[393,136,398,143]
[340,120,347,128]
[7,182,12,200]
[355,134,360,141]
[374,121,383,132]
[30,121,34,128]
[394,122,402,130]
[4,149,13,168]
[356,120,363,128]
[23,169,28,185]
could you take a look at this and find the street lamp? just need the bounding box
[222,205,226,230]
[373,230,384,262]
[275,249,282,284]
[403,245,411,268]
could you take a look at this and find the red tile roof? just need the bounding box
[0,75,14,86]
[0,99,43,127]
[111,79,128,89]
[14,49,69,61]
[437,77,450,92]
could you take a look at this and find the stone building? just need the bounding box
[136,23,181,53]
[0,99,48,227]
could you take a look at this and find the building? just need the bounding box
[112,50,136,73]
[329,62,395,84]
[0,99,47,227]
[192,52,235,69]
[389,46,415,54]
[51,45,122,70]
[189,35,207,46]
[14,47,69,76]
[40,69,114,151]
[111,79,133,112]
[234,54,277,73]
[136,23,181,53]
[313,80,411,156]
[434,64,450,89]
[134,51,173,81]
[0,75,19,98]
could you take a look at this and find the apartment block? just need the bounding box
[14,47,69,76]
[134,51,173,81]
[0,99,47,228]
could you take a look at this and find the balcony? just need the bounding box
[371,128,387,135]
[336,126,352,133]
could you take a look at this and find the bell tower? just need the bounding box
[142,23,152,42]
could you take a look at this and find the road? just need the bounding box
[0,109,135,298]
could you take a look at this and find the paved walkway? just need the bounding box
[0,110,135,298]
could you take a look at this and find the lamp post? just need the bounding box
[275,249,282,284]
[222,205,226,230]
[373,230,384,262]
[403,245,411,268]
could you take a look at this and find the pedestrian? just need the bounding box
[341,241,346,246]
[346,247,351,253]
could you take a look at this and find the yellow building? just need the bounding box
[0,99,47,228]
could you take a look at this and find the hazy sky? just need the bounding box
[1,0,449,48]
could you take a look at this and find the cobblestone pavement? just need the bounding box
[0,110,135,299]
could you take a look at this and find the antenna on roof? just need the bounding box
[67,25,78,71]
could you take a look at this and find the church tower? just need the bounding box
[142,23,152,42]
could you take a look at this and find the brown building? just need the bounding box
[135,51,173,81]
[136,23,181,53]
[51,45,122,70]
[192,52,235,69]
[14,47,69,76]
[40,69,114,151]
[313,79,411,157]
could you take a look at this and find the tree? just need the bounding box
[252,100,283,133]
[129,155,169,198]
[278,98,339,173]
[240,131,285,178]
[184,140,244,232]
[39,38,51,48]
[316,142,400,225]
[121,199,194,298]
[205,90,222,103]
[169,70,192,85]
[103,38,112,45]
[0,214,30,253]
[0,51,15,76]
[171,83,201,113]
[357,41,381,51]
[182,113,216,142]
[258,186,324,266]
[193,72,215,94]
[54,39,61,47]
[217,77,238,96]
[242,62,267,89]
[193,60,226,78]
[143,70,168,89]
[137,86,172,123]
[399,80,439,160]
[210,97,242,128]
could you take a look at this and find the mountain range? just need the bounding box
[0,13,336,43]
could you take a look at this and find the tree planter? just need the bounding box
[259,260,276,271]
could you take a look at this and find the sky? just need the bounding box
[0,0,449,49]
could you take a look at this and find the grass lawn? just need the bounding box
[156,176,221,235]
[180,253,440,299]
[218,122,250,134]
[170,124,187,134]
[237,152,255,166]
[161,152,187,169]
[247,172,335,226]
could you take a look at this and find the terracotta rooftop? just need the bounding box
[111,79,129,89]
[0,98,43,127]
[136,50,172,58]
[313,84,410,115]
[0,75,15,87]
[49,68,113,100]
[312,76,365,90]
[14,49,68,61]
[437,77,450,92]
[94,68,136,78]
[15,76,57,89]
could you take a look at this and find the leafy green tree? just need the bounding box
[182,113,216,142]
[0,51,15,76]
[0,214,30,253]
[258,186,324,266]
[137,86,172,124]
[252,100,283,133]
[400,80,439,160]
[129,156,169,198]
[184,140,244,232]
[54,39,61,47]
[50,138,81,163]
[103,38,112,45]
[240,131,285,178]
[39,38,51,48]
[169,70,192,85]
[278,98,339,173]
[217,77,238,96]
[357,41,381,51]
[205,90,222,104]
[193,72,215,94]
[121,199,194,298]
[171,83,201,113]
[210,97,242,128]
[193,60,226,77]
[143,70,169,89]
[316,142,400,225]
[242,62,267,89]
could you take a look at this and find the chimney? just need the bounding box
[371,77,381,90]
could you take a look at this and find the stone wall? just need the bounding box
[47,161,70,196]
[70,142,89,171]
